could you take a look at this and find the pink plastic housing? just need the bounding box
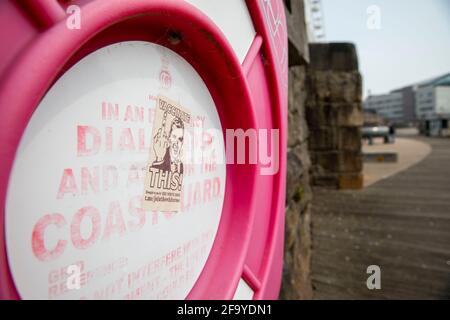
[0,0,288,300]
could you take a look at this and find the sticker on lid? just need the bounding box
[143,96,191,212]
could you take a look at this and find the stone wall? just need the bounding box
[280,0,313,300]
[281,65,313,299]
[305,43,364,190]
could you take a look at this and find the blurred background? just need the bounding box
[282,0,450,299]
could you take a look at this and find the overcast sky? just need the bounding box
[321,0,450,97]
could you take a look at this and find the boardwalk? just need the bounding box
[311,138,450,299]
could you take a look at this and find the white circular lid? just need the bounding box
[5,41,226,299]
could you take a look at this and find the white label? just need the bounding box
[5,41,226,300]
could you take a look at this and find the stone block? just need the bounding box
[335,102,364,127]
[339,127,362,151]
[338,173,364,189]
[309,43,359,72]
[309,126,361,152]
[311,150,362,174]
[306,102,363,129]
[308,43,331,70]
[287,143,312,201]
[328,71,362,103]
[286,150,304,201]
[281,201,313,299]
[329,43,359,71]
[308,127,337,151]
[311,174,339,188]
[305,102,364,130]
[338,151,363,173]
[311,151,339,172]
[308,71,331,102]
[288,67,309,147]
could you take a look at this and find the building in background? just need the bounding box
[414,73,450,137]
[415,73,450,117]
[364,91,404,125]
[392,86,416,124]
[303,0,326,42]
[364,72,450,135]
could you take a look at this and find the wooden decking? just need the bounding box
[311,138,450,299]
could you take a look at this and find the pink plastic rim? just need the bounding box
[244,0,288,299]
[0,0,258,300]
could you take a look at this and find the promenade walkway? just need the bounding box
[312,138,450,299]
